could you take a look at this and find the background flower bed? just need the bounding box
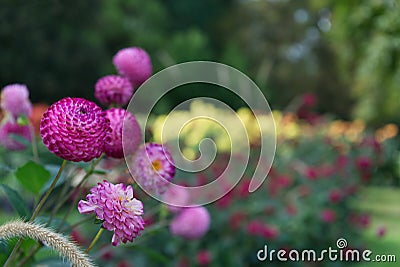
[0,100,398,266]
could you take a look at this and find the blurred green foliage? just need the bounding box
[0,0,399,124]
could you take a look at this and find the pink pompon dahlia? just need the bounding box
[104,108,142,158]
[162,185,190,213]
[170,207,210,239]
[78,180,144,246]
[130,143,175,195]
[0,120,32,150]
[40,97,111,162]
[0,84,32,119]
[95,75,133,107]
[112,47,152,88]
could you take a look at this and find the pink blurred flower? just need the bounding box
[113,47,152,88]
[78,180,144,246]
[40,97,111,162]
[170,207,210,239]
[377,226,386,238]
[329,189,342,203]
[320,209,336,223]
[196,250,212,266]
[305,167,318,180]
[302,92,317,107]
[356,156,372,172]
[229,212,246,230]
[0,84,32,119]
[261,225,279,240]
[247,220,264,235]
[95,75,133,107]
[130,143,175,195]
[0,120,32,150]
[162,185,190,213]
[104,108,142,158]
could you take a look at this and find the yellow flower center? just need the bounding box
[152,159,162,171]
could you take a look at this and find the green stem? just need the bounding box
[28,122,39,163]
[56,154,104,230]
[85,227,104,254]
[4,160,67,267]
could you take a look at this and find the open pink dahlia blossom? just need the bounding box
[94,75,133,107]
[112,47,152,88]
[78,180,144,246]
[170,207,210,239]
[0,84,32,119]
[104,108,142,158]
[40,97,111,162]
[0,120,32,150]
[130,143,175,195]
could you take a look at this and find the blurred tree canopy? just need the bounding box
[0,0,399,125]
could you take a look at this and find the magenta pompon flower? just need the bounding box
[170,207,210,239]
[78,180,144,246]
[162,185,190,213]
[0,120,32,150]
[104,108,142,158]
[94,75,133,107]
[130,143,175,195]
[112,47,152,88]
[40,97,111,162]
[0,84,32,119]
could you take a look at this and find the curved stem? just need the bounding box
[4,160,67,267]
[85,227,104,254]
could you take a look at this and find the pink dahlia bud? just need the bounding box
[130,143,175,195]
[170,207,210,239]
[95,75,133,107]
[40,97,111,162]
[104,108,142,158]
[78,180,145,246]
[112,47,152,88]
[162,185,190,213]
[0,84,32,119]
[0,120,32,150]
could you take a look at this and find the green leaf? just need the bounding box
[9,133,31,148]
[1,184,31,218]
[15,161,51,196]
[17,115,30,126]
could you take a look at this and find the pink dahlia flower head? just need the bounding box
[40,97,111,162]
[78,180,144,246]
[162,185,190,213]
[170,207,210,239]
[0,84,32,119]
[95,75,133,107]
[113,47,152,88]
[0,120,32,150]
[104,108,142,158]
[130,143,175,195]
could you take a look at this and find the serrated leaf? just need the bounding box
[1,184,31,218]
[15,161,51,196]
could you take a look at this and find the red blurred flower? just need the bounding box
[261,225,279,240]
[229,212,246,230]
[305,167,318,180]
[302,93,317,107]
[320,209,336,223]
[377,226,386,238]
[329,189,342,203]
[196,250,212,266]
[247,220,264,235]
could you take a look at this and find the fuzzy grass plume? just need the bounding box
[0,220,95,267]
